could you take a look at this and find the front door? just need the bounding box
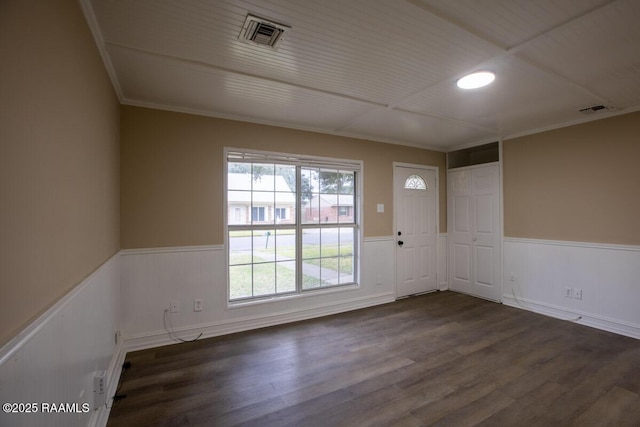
[394,165,438,298]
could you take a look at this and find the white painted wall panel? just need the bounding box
[0,254,123,427]
[120,239,397,350]
[503,238,640,339]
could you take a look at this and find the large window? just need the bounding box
[226,150,360,302]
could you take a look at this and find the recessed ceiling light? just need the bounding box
[456,71,495,89]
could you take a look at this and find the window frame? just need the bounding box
[224,148,363,304]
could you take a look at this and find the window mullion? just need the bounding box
[295,165,302,293]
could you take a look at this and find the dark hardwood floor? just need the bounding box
[107,291,640,426]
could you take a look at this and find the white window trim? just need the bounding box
[224,147,364,306]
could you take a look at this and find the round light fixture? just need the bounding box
[456,71,495,89]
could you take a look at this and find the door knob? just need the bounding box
[473,237,477,242]
[398,240,404,246]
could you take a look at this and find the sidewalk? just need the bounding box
[247,250,353,285]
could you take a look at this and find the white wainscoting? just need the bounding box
[121,237,398,351]
[0,253,124,427]
[438,234,448,290]
[503,238,640,339]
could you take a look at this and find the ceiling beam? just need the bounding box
[384,0,619,111]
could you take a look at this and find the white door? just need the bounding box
[394,165,438,298]
[449,164,501,301]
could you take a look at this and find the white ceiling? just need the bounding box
[82,0,640,151]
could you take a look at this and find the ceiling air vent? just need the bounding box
[239,14,290,50]
[578,104,615,114]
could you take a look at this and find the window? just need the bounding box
[404,174,427,190]
[226,149,360,302]
[274,207,287,221]
[251,207,265,222]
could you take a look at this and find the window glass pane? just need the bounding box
[252,164,275,187]
[276,165,296,192]
[319,169,339,194]
[276,261,296,293]
[251,195,272,224]
[338,255,353,284]
[302,228,320,260]
[320,257,339,286]
[339,227,354,284]
[338,171,355,194]
[228,162,252,190]
[302,168,319,224]
[301,228,321,290]
[229,265,252,300]
[253,262,275,296]
[303,195,320,224]
[302,167,319,194]
[275,229,295,259]
[275,201,295,224]
[319,227,340,287]
[252,230,274,263]
[228,191,249,225]
[303,272,321,289]
[229,230,251,266]
[339,227,354,256]
[250,206,267,223]
[404,174,427,190]
[337,194,354,224]
[319,169,338,225]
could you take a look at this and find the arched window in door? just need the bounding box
[404,174,427,190]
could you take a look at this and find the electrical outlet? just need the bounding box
[564,287,573,298]
[574,288,583,300]
[376,274,382,285]
[194,299,203,312]
[509,272,515,282]
[93,371,106,409]
[170,300,179,313]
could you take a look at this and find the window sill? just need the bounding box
[226,283,361,310]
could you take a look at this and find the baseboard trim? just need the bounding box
[124,291,396,352]
[502,294,640,340]
[90,340,127,427]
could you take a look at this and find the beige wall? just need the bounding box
[504,111,640,245]
[120,106,446,248]
[0,0,120,345]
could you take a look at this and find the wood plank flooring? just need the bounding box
[107,291,640,426]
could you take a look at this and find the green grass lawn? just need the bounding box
[291,245,353,273]
[229,261,297,299]
[229,244,354,299]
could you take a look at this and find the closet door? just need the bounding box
[448,164,501,301]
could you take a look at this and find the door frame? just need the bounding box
[393,162,440,298]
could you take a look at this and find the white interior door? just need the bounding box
[394,165,438,298]
[449,164,501,301]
